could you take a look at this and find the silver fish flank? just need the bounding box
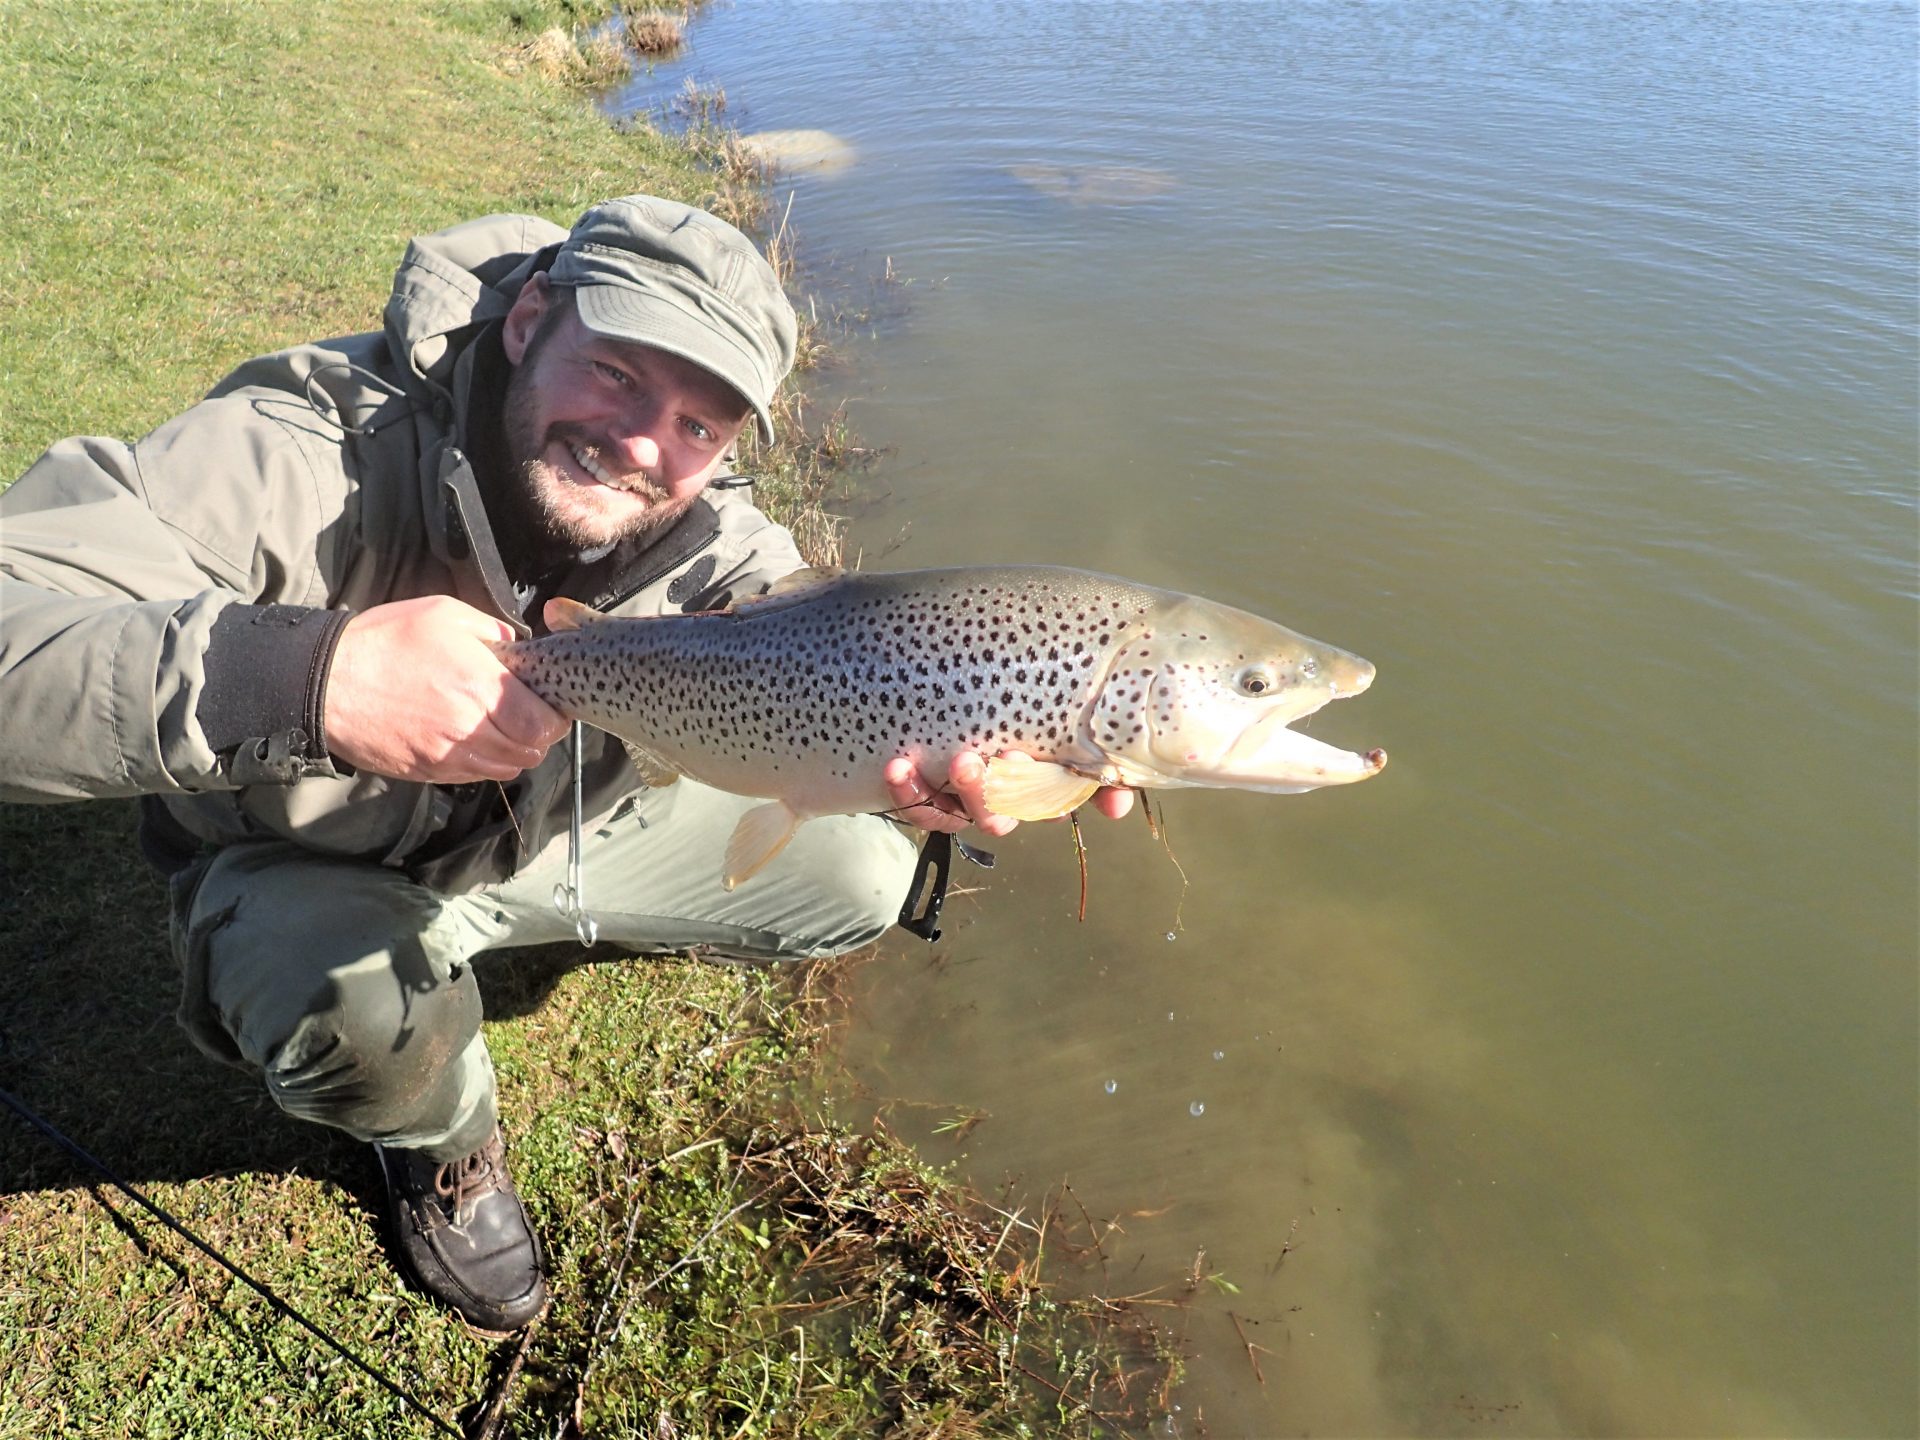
[498,565,1387,888]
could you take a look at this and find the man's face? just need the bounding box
[498,277,751,557]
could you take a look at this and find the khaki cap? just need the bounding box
[547,195,797,445]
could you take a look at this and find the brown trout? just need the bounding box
[499,566,1387,887]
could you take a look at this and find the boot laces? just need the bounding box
[433,1137,504,1228]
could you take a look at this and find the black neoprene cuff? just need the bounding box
[197,603,354,784]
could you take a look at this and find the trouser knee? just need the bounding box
[172,843,493,1150]
[766,813,921,957]
[256,945,484,1142]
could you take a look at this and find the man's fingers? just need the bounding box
[946,750,985,816]
[426,744,519,785]
[882,752,1123,838]
[884,756,974,834]
[489,676,571,750]
[444,603,519,646]
[467,709,563,779]
[468,753,528,783]
[911,752,1023,837]
[884,756,938,810]
[945,751,1009,832]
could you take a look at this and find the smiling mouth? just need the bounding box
[565,440,658,499]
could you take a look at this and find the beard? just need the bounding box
[493,362,696,576]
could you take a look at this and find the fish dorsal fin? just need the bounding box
[722,800,805,890]
[767,565,845,596]
[731,566,849,614]
[622,739,680,788]
[980,752,1102,821]
[545,596,613,632]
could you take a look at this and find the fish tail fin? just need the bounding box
[722,801,805,890]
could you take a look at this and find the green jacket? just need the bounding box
[0,212,804,892]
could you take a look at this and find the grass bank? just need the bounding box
[0,3,1172,1435]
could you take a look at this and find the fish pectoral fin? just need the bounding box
[621,740,680,788]
[980,753,1102,821]
[722,801,804,890]
[544,596,614,632]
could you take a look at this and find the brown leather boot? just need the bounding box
[374,1128,548,1336]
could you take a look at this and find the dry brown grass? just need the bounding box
[671,74,729,125]
[666,79,775,232]
[506,25,632,88]
[625,10,686,55]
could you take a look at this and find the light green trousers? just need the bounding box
[170,780,918,1161]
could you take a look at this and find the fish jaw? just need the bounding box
[1126,683,1387,794]
[1112,613,1386,793]
[1214,646,1385,791]
[1213,701,1389,792]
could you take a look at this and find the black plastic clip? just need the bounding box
[899,830,952,942]
[897,831,996,942]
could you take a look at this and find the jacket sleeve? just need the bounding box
[0,397,349,802]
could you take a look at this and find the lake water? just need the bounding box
[615,4,1918,1435]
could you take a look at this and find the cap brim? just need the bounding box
[573,282,777,447]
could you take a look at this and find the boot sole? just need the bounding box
[455,1296,549,1343]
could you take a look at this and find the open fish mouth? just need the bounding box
[1216,695,1388,792]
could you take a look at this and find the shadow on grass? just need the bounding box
[0,799,624,1202]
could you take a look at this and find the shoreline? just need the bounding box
[0,4,1173,1435]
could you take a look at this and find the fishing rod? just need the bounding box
[0,1083,483,1439]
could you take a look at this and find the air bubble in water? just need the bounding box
[1189,1101,1206,1117]
[1104,1079,1118,1095]
[1213,1049,1225,1061]
[1165,931,1177,942]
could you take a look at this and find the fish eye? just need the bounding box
[1235,666,1278,697]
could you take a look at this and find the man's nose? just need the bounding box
[603,422,662,477]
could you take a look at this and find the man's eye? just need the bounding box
[593,361,631,388]
[683,418,715,442]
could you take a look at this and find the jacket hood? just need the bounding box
[382,212,568,402]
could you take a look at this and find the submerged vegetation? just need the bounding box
[0,1,1177,1434]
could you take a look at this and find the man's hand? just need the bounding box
[324,596,570,783]
[883,751,1134,838]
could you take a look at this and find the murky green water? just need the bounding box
[621,4,1918,1433]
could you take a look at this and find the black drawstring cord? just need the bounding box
[0,1084,467,1439]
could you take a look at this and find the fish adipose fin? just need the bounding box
[980,752,1102,821]
[545,596,614,631]
[765,564,845,596]
[723,801,804,890]
[731,566,849,614]
[621,739,680,788]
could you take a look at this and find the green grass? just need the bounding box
[0,0,695,479]
[0,3,1173,1435]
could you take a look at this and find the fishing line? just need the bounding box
[0,1084,466,1439]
